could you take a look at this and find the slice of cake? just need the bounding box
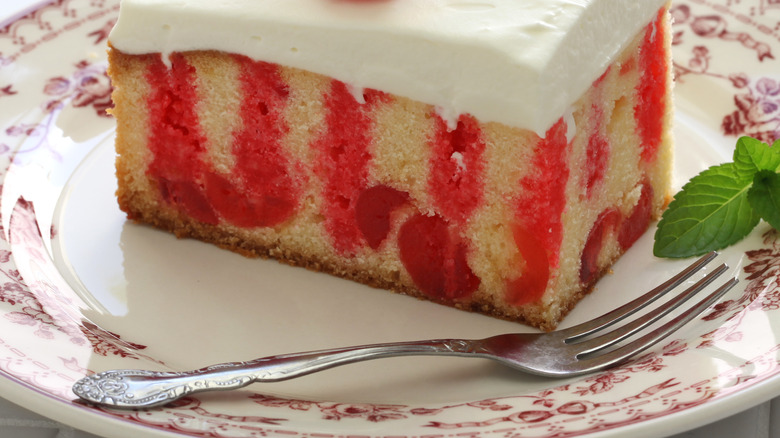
[107,0,674,331]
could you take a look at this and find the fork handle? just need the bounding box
[72,338,482,408]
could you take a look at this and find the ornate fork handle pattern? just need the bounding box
[72,339,483,408]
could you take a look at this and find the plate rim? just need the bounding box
[2,1,780,437]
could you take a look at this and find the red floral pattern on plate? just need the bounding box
[671,1,780,142]
[0,1,779,437]
[6,197,148,358]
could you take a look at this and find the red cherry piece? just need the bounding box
[618,182,654,250]
[355,185,409,249]
[158,177,218,225]
[204,171,297,228]
[398,214,480,300]
[580,209,620,285]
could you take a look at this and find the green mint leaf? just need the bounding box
[748,170,780,230]
[653,162,760,258]
[733,136,780,180]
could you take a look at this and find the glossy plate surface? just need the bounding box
[1,1,780,437]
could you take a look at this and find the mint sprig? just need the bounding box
[749,170,780,230]
[653,136,780,258]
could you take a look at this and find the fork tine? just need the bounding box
[560,251,719,340]
[575,276,738,373]
[571,263,728,355]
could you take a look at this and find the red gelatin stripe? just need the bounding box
[356,185,410,249]
[219,55,300,227]
[398,214,480,300]
[506,223,550,306]
[514,118,570,269]
[635,8,668,163]
[428,114,486,224]
[146,54,301,228]
[585,81,610,200]
[586,130,610,199]
[508,118,570,305]
[314,81,389,255]
[145,54,219,225]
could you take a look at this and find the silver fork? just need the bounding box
[72,251,737,409]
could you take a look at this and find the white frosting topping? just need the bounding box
[109,0,667,133]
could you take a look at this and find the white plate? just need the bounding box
[1,1,780,437]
